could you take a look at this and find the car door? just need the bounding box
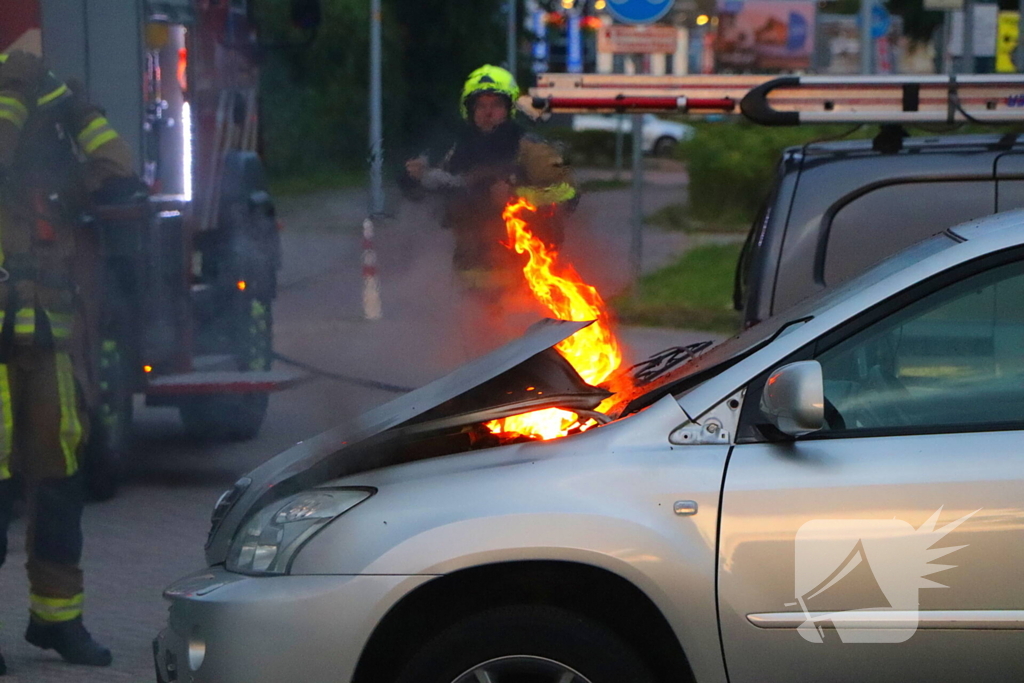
[642,113,661,149]
[718,251,1024,683]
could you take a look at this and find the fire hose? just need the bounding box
[271,352,413,394]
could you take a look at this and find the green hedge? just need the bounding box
[542,128,632,168]
[677,122,870,224]
[613,242,743,333]
[256,0,513,185]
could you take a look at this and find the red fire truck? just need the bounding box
[0,0,314,498]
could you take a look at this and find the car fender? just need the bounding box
[291,395,730,683]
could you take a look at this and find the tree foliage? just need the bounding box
[255,0,512,177]
[255,0,403,175]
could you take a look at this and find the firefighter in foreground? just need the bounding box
[405,65,577,350]
[0,51,136,673]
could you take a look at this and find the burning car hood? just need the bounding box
[206,318,609,565]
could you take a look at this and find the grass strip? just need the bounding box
[579,177,631,193]
[645,202,750,234]
[613,242,743,334]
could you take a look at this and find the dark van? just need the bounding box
[735,131,1024,327]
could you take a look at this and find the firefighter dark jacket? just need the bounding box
[0,54,136,406]
[424,120,577,275]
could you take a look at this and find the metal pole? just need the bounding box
[962,0,975,74]
[369,0,384,216]
[942,11,952,73]
[859,0,873,74]
[507,0,518,76]
[1016,0,1024,71]
[614,114,624,181]
[629,113,644,282]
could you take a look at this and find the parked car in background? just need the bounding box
[157,210,1024,683]
[572,113,694,156]
[735,130,1024,328]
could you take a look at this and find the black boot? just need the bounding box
[25,618,112,666]
[0,645,6,675]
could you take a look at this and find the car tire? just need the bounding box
[653,136,677,158]
[393,605,657,683]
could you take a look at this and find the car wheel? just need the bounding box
[653,136,677,158]
[394,605,657,683]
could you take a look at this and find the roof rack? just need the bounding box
[527,73,1024,126]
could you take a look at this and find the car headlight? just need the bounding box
[226,488,373,575]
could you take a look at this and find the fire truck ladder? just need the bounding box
[528,73,1024,126]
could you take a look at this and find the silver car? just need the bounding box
[156,211,1024,683]
[572,113,695,156]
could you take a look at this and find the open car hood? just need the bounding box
[206,319,608,565]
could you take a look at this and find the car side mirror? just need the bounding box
[760,361,824,437]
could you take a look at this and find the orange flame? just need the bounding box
[487,198,625,440]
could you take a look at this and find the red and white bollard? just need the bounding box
[362,218,383,320]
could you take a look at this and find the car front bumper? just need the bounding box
[154,566,432,683]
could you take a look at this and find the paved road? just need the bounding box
[0,175,722,681]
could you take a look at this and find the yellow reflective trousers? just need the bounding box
[0,346,87,623]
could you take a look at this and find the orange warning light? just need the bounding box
[237,280,247,291]
[143,365,153,373]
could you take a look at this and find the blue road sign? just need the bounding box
[567,14,583,73]
[607,0,675,25]
[871,4,890,40]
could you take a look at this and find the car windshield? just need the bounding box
[620,232,958,411]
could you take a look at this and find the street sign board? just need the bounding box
[948,4,998,57]
[606,0,675,24]
[716,0,816,71]
[598,25,679,53]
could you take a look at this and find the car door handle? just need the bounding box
[674,500,698,516]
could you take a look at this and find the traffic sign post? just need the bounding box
[602,0,676,281]
[606,0,675,25]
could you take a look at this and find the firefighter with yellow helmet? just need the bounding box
[0,51,137,674]
[406,65,577,310]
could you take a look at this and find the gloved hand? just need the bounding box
[90,176,148,205]
[0,51,46,97]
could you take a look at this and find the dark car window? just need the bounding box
[734,190,773,312]
[814,259,1024,435]
[824,181,994,288]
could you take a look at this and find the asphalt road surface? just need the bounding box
[0,174,719,682]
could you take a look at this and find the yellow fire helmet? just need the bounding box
[460,64,519,119]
